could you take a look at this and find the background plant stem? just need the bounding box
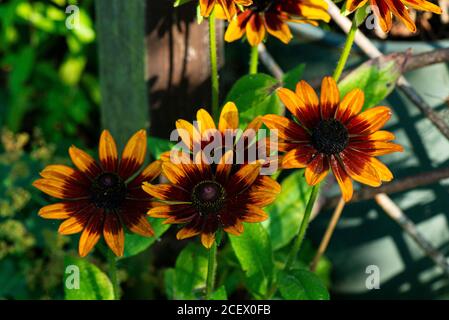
[249,45,259,74]
[205,241,217,299]
[284,184,320,271]
[332,17,357,82]
[209,11,220,120]
[107,251,120,300]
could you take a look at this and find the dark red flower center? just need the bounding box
[250,0,276,12]
[311,119,349,155]
[191,180,226,214]
[90,172,127,209]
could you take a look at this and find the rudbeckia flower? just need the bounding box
[346,0,441,33]
[200,0,253,20]
[224,0,330,46]
[263,77,403,202]
[142,152,280,248]
[33,130,161,257]
[175,102,277,172]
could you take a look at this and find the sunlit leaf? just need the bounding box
[278,268,329,300]
[229,223,274,298]
[64,256,114,300]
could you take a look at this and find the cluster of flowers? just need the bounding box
[34,77,402,257]
[203,0,442,45]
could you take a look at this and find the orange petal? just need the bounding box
[142,183,190,202]
[226,162,262,194]
[330,155,353,202]
[176,119,201,151]
[320,76,340,120]
[224,11,250,42]
[177,217,202,240]
[351,130,396,142]
[402,0,442,13]
[384,0,416,32]
[346,0,368,11]
[216,150,234,184]
[161,161,190,187]
[281,146,315,169]
[219,102,239,131]
[241,205,269,223]
[38,201,90,220]
[128,160,162,187]
[277,88,318,129]
[103,213,124,257]
[69,146,101,179]
[197,108,216,134]
[122,212,154,237]
[200,0,215,17]
[372,0,393,32]
[246,12,265,46]
[265,12,292,44]
[33,178,88,199]
[305,153,330,185]
[262,114,309,142]
[295,80,320,124]
[223,219,244,235]
[339,150,381,187]
[99,130,118,172]
[336,89,365,124]
[346,106,392,135]
[369,157,393,182]
[40,165,90,187]
[58,206,96,235]
[349,141,404,155]
[119,129,147,180]
[201,232,216,248]
[78,211,104,257]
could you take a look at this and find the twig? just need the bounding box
[325,0,449,142]
[404,47,449,72]
[375,193,449,277]
[326,166,449,207]
[310,197,345,272]
[258,43,284,80]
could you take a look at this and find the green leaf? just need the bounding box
[225,74,283,128]
[339,52,408,110]
[171,243,209,299]
[282,64,305,91]
[229,223,274,298]
[211,285,228,300]
[122,217,170,258]
[278,269,329,300]
[174,0,194,7]
[263,170,312,250]
[164,268,175,300]
[64,256,114,300]
[148,136,174,160]
[354,4,370,27]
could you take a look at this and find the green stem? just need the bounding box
[332,17,358,82]
[284,184,320,271]
[107,251,120,300]
[249,45,259,74]
[209,10,219,120]
[205,241,217,300]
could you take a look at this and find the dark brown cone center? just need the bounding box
[250,0,276,12]
[91,172,126,209]
[311,119,349,155]
[192,180,226,214]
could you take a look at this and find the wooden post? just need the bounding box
[95,0,149,147]
[145,1,223,138]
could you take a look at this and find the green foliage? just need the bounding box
[64,255,114,300]
[122,218,170,258]
[282,64,305,91]
[211,285,228,300]
[278,269,329,300]
[229,223,274,298]
[338,52,406,110]
[264,170,312,250]
[165,243,209,300]
[0,0,98,143]
[225,74,283,128]
[147,136,174,160]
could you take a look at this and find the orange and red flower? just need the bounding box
[263,77,403,202]
[225,0,330,46]
[33,130,161,257]
[200,0,253,20]
[346,0,441,33]
[142,152,280,248]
